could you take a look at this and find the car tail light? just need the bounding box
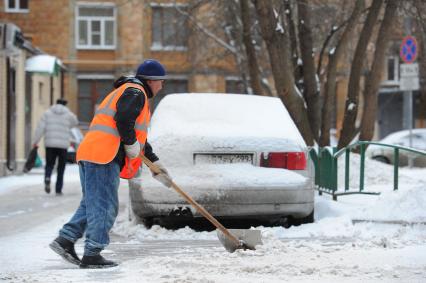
[260,152,306,170]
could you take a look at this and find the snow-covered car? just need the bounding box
[66,127,84,163]
[366,128,426,167]
[130,93,315,228]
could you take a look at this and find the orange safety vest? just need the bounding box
[76,82,150,179]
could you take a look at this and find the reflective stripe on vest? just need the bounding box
[76,82,150,166]
[89,114,149,135]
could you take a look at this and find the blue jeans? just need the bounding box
[59,161,120,256]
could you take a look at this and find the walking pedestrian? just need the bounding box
[49,59,172,269]
[33,98,79,195]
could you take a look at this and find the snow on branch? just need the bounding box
[174,5,237,54]
[273,8,285,34]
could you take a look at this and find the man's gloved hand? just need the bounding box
[152,161,172,188]
[124,141,140,159]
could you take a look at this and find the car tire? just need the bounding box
[372,156,390,164]
[141,217,154,229]
[291,210,314,226]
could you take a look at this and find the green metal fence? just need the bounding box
[310,141,426,201]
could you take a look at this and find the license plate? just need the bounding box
[194,153,254,164]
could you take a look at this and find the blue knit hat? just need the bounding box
[136,59,167,80]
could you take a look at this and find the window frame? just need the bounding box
[382,55,400,86]
[225,76,246,94]
[5,0,29,13]
[76,74,115,125]
[151,75,188,111]
[150,3,188,51]
[75,2,116,50]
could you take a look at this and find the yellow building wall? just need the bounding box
[0,52,6,167]
[14,51,26,164]
[191,74,226,93]
[30,73,63,159]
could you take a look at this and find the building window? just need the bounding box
[5,0,29,13]
[151,4,188,51]
[226,77,246,94]
[77,77,114,123]
[76,3,116,49]
[382,56,399,85]
[152,78,188,111]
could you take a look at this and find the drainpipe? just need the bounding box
[61,69,65,98]
[50,75,54,105]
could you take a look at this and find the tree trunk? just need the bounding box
[359,0,398,143]
[297,0,320,141]
[284,0,299,70]
[254,0,314,146]
[240,0,265,96]
[338,0,383,149]
[415,2,426,125]
[319,0,364,146]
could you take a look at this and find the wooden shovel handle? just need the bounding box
[140,155,241,247]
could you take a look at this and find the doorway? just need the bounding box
[6,57,17,171]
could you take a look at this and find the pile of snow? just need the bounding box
[149,93,306,167]
[114,152,426,243]
[1,147,425,282]
[138,164,307,202]
[333,154,426,223]
[150,93,304,142]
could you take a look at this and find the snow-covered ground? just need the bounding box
[0,155,425,282]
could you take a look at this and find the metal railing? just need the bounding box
[310,141,426,201]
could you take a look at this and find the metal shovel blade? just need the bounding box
[216,229,262,253]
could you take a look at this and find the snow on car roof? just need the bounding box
[150,93,305,144]
[380,128,426,143]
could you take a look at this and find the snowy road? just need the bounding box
[1,162,426,282]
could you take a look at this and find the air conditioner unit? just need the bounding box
[5,23,21,51]
[0,23,5,49]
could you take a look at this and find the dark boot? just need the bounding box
[49,236,80,265]
[80,254,118,269]
[44,177,51,194]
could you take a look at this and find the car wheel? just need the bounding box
[141,217,154,229]
[291,210,314,226]
[372,156,390,164]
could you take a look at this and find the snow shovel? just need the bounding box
[141,155,262,253]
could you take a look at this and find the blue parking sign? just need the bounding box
[400,35,417,64]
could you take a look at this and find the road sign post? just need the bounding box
[400,35,418,167]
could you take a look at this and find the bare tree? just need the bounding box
[254,0,314,145]
[297,0,320,141]
[284,0,299,69]
[359,0,399,142]
[414,1,426,125]
[240,0,265,96]
[338,0,383,149]
[319,0,364,146]
[173,1,412,148]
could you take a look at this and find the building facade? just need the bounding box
[1,0,242,128]
[0,21,63,176]
[0,0,424,175]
